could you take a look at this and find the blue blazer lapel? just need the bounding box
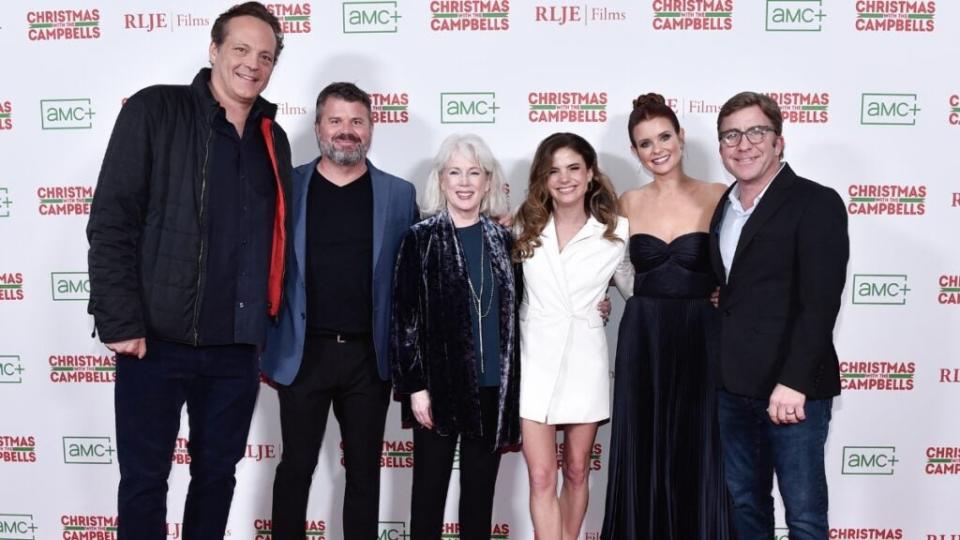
[369,159,393,271]
[294,158,319,288]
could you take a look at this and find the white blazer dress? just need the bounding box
[519,215,632,424]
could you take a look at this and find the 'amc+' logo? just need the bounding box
[378,521,409,540]
[40,99,95,130]
[343,2,400,33]
[62,436,115,464]
[0,355,24,384]
[766,0,825,31]
[441,93,498,124]
[0,514,38,540]
[861,93,920,126]
[842,446,898,475]
[852,274,909,305]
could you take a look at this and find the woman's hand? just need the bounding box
[411,390,434,429]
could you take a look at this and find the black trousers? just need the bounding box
[411,387,502,540]
[115,339,259,540]
[271,334,390,540]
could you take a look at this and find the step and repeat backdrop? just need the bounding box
[2,0,960,539]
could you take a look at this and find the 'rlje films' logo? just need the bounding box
[41,99,95,130]
[856,0,934,32]
[343,2,400,33]
[653,0,733,30]
[244,442,279,462]
[63,436,115,464]
[842,446,898,475]
[378,521,409,540]
[840,361,915,391]
[266,3,312,33]
[49,354,116,384]
[0,355,24,384]
[766,0,824,31]
[0,187,11,218]
[534,5,626,25]
[27,9,100,40]
[0,514,37,540]
[851,274,909,305]
[60,516,118,538]
[254,518,325,538]
[765,92,828,123]
[123,12,210,32]
[371,93,409,123]
[441,93,498,124]
[430,0,510,31]
[926,446,960,475]
[860,93,920,126]
[528,92,607,123]
[0,100,12,130]
[847,184,925,216]
[51,272,89,301]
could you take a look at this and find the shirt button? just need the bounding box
[239,302,246,309]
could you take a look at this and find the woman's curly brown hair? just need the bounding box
[513,132,622,262]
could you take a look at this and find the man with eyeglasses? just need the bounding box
[707,91,849,540]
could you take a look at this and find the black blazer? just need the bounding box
[709,163,849,400]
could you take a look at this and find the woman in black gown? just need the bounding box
[601,94,735,539]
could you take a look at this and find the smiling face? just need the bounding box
[547,146,592,210]
[315,97,372,167]
[719,105,784,187]
[631,115,684,176]
[208,15,277,109]
[440,150,490,222]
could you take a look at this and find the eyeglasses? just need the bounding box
[719,125,777,147]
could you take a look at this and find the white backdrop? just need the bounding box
[2,1,960,539]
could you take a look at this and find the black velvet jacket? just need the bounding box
[390,212,521,451]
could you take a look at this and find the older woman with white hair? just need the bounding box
[390,133,520,540]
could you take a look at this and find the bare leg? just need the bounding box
[522,419,561,540]
[559,422,599,540]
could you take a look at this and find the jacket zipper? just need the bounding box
[192,124,215,345]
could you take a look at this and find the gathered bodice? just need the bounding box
[630,232,716,299]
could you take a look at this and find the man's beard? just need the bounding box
[318,134,368,166]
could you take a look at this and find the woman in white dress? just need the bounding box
[514,132,632,539]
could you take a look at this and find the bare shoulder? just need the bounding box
[618,187,647,214]
[696,180,730,205]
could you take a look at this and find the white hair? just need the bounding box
[420,133,509,217]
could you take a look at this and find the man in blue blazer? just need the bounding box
[261,82,418,539]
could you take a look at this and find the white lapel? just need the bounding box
[540,216,573,311]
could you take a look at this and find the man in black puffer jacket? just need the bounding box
[86,3,291,539]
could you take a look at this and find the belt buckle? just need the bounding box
[336,334,347,344]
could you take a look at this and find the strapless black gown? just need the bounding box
[601,232,733,540]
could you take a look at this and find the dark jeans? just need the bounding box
[411,387,502,540]
[115,339,259,540]
[271,334,390,540]
[717,389,832,540]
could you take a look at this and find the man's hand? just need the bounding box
[410,389,434,429]
[768,383,806,425]
[709,287,720,308]
[597,296,612,324]
[105,337,147,359]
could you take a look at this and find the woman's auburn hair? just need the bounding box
[513,132,622,262]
